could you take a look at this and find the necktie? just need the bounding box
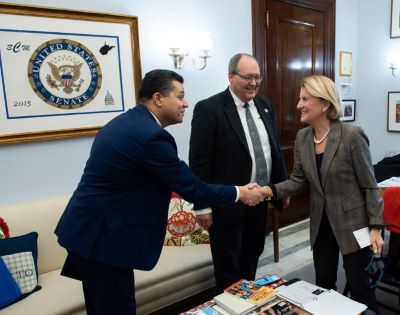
[244,103,269,186]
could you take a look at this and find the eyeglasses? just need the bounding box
[233,72,263,83]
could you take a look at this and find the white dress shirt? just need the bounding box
[196,89,271,215]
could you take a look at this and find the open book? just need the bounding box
[276,280,367,315]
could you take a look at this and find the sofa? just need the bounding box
[0,194,216,315]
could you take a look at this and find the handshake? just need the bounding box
[238,184,273,206]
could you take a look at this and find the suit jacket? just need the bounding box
[55,105,236,270]
[274,120,384,255]
[189,88,287,222]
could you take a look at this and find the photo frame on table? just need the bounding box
[340,99,356,122]
[0,3,141,144]
[339,51,352,76]
[391,0,400,38]
[387,91,400,132]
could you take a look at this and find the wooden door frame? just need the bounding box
[252,0,336,98]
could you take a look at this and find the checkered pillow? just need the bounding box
[0,232,41,309]
[164,193,210,246]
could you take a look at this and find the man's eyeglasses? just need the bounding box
[233,72,263,83]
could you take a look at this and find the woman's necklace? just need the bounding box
[313,128,330,144]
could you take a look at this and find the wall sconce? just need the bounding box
[340,80,352,96]
[169,32,212,70]
[169,48,187,70]
[388,51,400,77]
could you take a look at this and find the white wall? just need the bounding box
[1,0,398,207]
[335,0,400,163]
[356,0,400,162]
[335,0,358,100]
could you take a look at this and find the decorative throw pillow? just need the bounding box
[2,252,38,294]
[0,257,22,309]
[164,193,210,246]
[0,232,41,305]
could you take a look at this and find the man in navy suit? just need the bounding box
[189,54,287,293]
[54,69,266,315]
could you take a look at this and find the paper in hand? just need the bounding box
[353,227,371,248]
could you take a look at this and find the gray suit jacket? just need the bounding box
[275,120,384,255]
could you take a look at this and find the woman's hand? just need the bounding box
[369,228,384,254]
[262,186,273,200]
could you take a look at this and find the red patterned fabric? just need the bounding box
[0,217,10,239]
[164,194,210,246]
[383,187,400,233]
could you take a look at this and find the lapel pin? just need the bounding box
[264,109,268,113]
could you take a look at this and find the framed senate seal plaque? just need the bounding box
[0,3,141,144]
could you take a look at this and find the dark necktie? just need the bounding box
[244,103,269,186]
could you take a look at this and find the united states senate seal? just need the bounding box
[28,38,102,109]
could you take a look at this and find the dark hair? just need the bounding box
[228,53,257,73]
[138,69,184,102]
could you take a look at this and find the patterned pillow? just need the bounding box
[164,193,210,246]
[0,232,41,309]
[0,217,9,239]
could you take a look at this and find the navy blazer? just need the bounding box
[55,105,236,270]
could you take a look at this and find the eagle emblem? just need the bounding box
[46,62,84,94]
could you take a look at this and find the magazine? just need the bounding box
[246,295,311,315]
[214,277,278,315]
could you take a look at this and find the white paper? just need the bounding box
[303,290,367,315]
[277,280,367,315]
[353,227,371,248]
[276,280,325,307]
[377,176,400,187]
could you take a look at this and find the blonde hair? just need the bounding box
[301,75,341,120]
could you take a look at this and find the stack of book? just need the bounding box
[212,274,282,315]
[182,277,367,315]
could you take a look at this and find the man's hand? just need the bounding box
[239,183,265,206]
[369,228,384,254]
[196,213,213,229]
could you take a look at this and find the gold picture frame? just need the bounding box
[0,3,142,144]
[339,51,352,76]
[391,0,400,38]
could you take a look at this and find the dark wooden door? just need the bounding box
[252,0,335,227]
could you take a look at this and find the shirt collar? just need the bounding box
[228,87,255,109]
[147,108,162,127]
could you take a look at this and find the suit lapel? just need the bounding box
[223,91,251,158]
[320,121,341,188]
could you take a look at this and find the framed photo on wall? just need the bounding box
[339,51,352,76]
[387,91,400,132]
[340,99,356,122]
[0,3,142,144]
[391,0,400,38]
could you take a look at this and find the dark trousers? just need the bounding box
[313,210,378,313]
[62,251,136,315]
[209,202,268,293]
